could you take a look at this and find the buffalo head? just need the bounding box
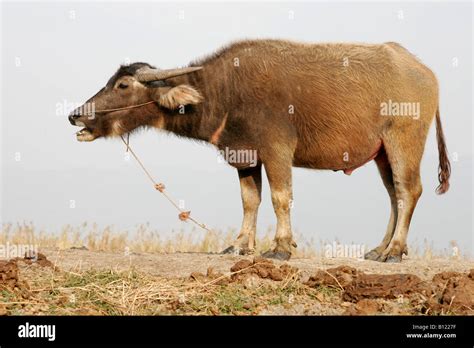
[69,62,203,141]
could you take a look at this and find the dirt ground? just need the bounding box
[1,248,473,315]
[46,248,472,281]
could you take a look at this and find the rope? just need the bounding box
[94,101,156,114]
[119,134,212,233]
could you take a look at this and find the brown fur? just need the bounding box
[69,39,451,262]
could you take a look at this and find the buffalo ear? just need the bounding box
[153,84,203,110]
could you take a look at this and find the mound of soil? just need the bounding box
[21,252,56,269]
[345,299,381,315]
[422,270,474,314]
[306,266,474,315]
[190,267,230,286]
[305,266,358,288]
[190,257,299,286]
[306,266,425,300]
[0,260,19,289]
[230,257,299,282]
[0,254,58,316]
[343,273,425,301]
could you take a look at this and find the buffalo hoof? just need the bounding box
[364,249,381,261]
[221,245,236,254]
[221,245,254,256]
[239,247,255,256]
[385,255,402,263]
[261,250,291,261]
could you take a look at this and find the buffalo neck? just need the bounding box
[157,68,228,145]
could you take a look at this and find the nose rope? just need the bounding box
[119,134,212,233]
[80,101,156,115]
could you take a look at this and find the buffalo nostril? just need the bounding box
[68,114,78,125]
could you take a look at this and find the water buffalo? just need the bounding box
[69,39,451,262]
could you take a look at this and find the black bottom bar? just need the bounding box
[0,315,473,346]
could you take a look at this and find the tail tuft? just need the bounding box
[435,108,451,194]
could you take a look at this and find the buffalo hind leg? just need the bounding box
[261,155,296,261]
[378,135,425,262]
[365,150,399,261]
[222,165,262,255]
[379,167,422,262]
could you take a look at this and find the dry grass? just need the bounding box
[0,223,470,316]
[0,222,318,258]
[0,222,466,260]
[2,260,333,316]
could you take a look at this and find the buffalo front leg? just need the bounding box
[261,156,296,261]
[222,165,262,255]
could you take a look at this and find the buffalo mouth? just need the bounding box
[76,127,98,142]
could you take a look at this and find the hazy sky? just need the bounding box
[1,1,472,255]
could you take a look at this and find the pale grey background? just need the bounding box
[1,1,472,256]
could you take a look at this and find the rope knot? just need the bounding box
[154,183,166,192]
[178,211,191,221]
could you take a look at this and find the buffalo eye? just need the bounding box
[118,83,128,89]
